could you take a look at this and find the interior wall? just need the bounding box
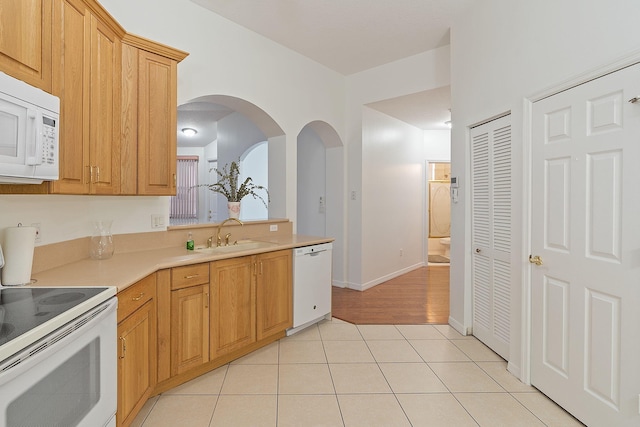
[450,0,640,375]
[297,127,326,237]
[0,196,168,245]
[359,107,425,289]
[423,130,451,161]
[216,112,267,219]
[239,141,268,221]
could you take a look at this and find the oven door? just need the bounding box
[0,298,116,427]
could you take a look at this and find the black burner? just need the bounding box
[38,292,86,305]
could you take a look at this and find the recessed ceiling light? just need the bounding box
[182,127,197,136]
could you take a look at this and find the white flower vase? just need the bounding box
[227,202,241,219]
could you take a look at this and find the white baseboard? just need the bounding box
[331,280,347,289]
[507,360,524,383]
[448,316,472,336]
[343,263,425,292]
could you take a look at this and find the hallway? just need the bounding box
[331,266,450,324]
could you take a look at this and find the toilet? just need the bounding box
[440,237,451,257]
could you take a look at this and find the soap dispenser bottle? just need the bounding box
[186,232,194,250]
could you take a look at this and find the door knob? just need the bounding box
[529,255,543,266]
[475,248,481,253]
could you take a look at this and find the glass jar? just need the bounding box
[89,220,114,260]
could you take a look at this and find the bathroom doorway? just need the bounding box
[427,161,451,264]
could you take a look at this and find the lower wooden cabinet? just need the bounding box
[117,274,157,427]
[170,284,210,375]
[153,251,292,394]
[256,250,293,340]
[210,256,255,358]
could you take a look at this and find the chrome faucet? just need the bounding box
[214,218,243,246]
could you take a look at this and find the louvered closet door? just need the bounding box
[470,115,511,360]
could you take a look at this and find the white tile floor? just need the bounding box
[132,318,584,427]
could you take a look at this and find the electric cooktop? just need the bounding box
[0,287,116,362]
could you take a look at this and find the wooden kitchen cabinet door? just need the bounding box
[210,256,256,358]
[117,299,156,427]
[51,0,122,194]
[256,250,292,340]
[171,284,210,376]
[50,0,90,194]
[121,40,181,195]
[88,13,121,194]
[136,49,177,195]
[0,0,52,91]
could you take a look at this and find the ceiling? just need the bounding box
[179,0,473,146]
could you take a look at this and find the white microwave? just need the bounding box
[0,72,60,184]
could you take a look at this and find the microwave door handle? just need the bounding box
[25,110,42,166]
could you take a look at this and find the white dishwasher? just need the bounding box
[288,242,333,335]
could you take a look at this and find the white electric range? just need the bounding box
[0,286,117,427]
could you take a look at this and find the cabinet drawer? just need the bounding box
[118,274,156,323]
[171,263,209,290]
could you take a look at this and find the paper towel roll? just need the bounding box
[1,226,36,286]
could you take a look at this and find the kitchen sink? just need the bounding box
[194,240,278,254]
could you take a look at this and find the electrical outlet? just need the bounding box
[151,214,165,229]
[270,224,278,232]
[351,191,357,200]
[31,223,42,243]
[399,248,403,257]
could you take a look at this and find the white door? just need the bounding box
[470,115,511,360]
[530,63,640,427]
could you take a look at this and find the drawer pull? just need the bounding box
[184,274,199,279]
[119,337,126,359]
[131,293,145,301]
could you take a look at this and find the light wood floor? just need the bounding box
[331,265,450,325]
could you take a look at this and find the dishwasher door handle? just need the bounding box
[308,250,326,256]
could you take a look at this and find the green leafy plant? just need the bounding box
[204,160,269,208]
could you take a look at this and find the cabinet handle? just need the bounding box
[95,166,100,183]
[119,337,126,359]
[131,292,144,301]
[173,173,177,188]
[184,274,199,279]
[85,165,91,184]
[259,261,263,276]
[205,292,209,309]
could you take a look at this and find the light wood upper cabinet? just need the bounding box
[256,250,293,340]
[50,0,123,194]
[0,0,52,91]
[117,274,157,427]
[121,35,187,195]
[0,0,188,195]
[88,13,121,194]
[50,0,89,194]
[210,256,256,358]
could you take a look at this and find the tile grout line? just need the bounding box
[317,321,347,427]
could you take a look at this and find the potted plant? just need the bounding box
[204,160,269,218]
